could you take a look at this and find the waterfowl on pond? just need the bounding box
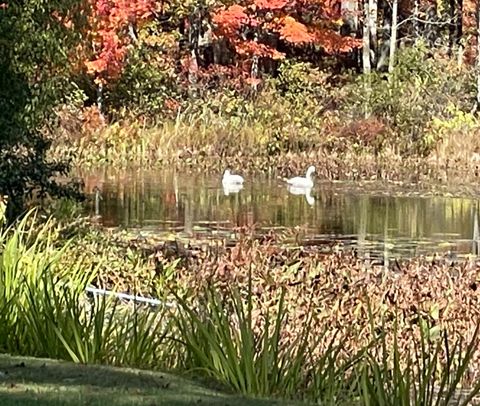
[222,169,244,186]
[286,166,315,189]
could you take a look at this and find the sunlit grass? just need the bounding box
[0,208,178,368]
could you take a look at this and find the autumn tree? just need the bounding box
[207,0,362,82]
[84,0,156,111]
[0,0,83,221]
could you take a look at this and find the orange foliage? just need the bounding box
[211,0,361,68]
[236,40,285,59]
[278,16,314,44]
[85,0,156,84]
[212,5,251,37]
[315,29,363,53]
[254,0,288,10]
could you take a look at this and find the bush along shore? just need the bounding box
[2,200,480,405]
[51,46,480,187]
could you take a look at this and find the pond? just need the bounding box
[83,169,480,261]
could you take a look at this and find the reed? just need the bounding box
[0,208,177,369]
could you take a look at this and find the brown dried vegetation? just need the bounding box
[92,229,480,387]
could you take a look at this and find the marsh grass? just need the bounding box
[173,279,320,398]
[53,104,480,184]
[173,271,480,404]
[0,209,177,369]
[50,55,480,183]
[357,324,480,405]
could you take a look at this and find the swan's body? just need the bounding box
[223,183,243,196]
[288,185,315,206]
[222,169,244,186]
[286,166,315,189]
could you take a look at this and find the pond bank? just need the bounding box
[65,144,480,187]
[0,354,292,406]
[52,112,480,190]
[6,210,480,404]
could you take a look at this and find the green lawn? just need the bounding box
[0,354,301,406]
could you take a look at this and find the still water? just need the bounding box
[84,169,480,260]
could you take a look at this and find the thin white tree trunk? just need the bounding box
[368,0,378,65]
[413,0,420,43]
[341,0,359,32]
[363,0,371,73]
[388,0,398,73]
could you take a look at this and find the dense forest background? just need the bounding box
[2,0,480,215]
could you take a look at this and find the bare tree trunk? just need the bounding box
[96,82,106,124]
[449,0,456,55]
[250,33,260,93]
[368,0,378,65]
[413,0,420,42]
[128,23,138,42]
[425,3,438,47]
[188,49,198,88]
[456,0,464,65]
[362,0,371,73]
[342,0,361,70]
[388,0,398,73]
[457,0,463,43]
[341,0,359,33]
[376,0,391,70]
[362,0,372,117]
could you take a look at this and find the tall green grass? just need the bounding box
[0,208,177,368]
[357,318,480,406]
[174,272,362,403]
[173,276,480,405]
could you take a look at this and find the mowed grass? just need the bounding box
[0,354,302,406]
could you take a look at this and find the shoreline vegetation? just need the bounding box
[2,205,480,404]
[51,48,480,189]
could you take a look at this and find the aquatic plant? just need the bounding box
[0,210,177,368]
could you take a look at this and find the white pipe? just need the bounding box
[85,286,176,308]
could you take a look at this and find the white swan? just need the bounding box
[286,166,315,189]
[222,169,244,186]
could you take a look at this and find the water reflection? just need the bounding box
[287,185,315,206]
[82,169,480,260]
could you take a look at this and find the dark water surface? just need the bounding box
[84,169,480,260]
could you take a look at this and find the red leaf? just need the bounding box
[315,28,362,53]
[278,16,314,44]
[212,5,249,32]
[254,0,288,10]
[235,40,285,59]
